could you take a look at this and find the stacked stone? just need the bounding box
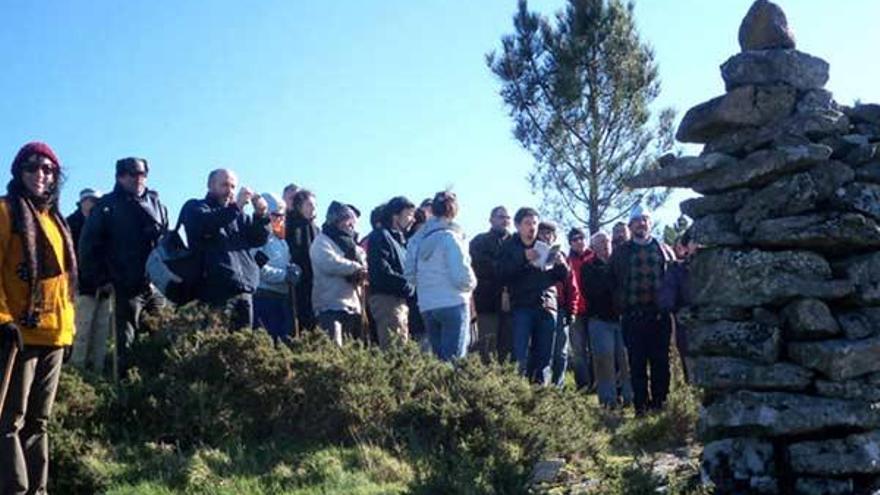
[628,1,880,494]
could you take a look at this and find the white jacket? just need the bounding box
[251,235,291,295]
[405,217,476,312]
[309,231,366,314]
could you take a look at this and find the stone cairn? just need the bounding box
[627,1,880,493]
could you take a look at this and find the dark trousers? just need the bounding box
[211,293,254,331]
[622,310,672,413]
[115,284,166,379]
[0,346,64,495]
[254,291,294,343]
[294,280,316,331]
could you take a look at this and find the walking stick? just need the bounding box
[0,344,19,416]
[110,290,118,384]
[358,281,370,346]
[289,280,301,339]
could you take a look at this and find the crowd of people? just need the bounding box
[0,142,699,493]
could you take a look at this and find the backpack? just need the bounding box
[146,209,201,305]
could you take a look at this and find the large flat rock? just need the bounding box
[699,391,880,439]
[788,335,880,381]
[789,430,880,475]
[690,356,812,391]
[688,320,780,364]
[749,213,880,251]
[690,248,853,307]
[676,85,796,143]
[721,49,829,91]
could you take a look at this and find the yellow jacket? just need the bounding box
[0,198,75,347]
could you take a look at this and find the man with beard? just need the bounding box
[610,205,675,415]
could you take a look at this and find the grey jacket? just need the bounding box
[309,231,366,314]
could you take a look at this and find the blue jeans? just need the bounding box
[589,317,633,407]
[569,317,594,391]
[512,307,556,384]
[422,304,470,362]
[254,291,294,343]
[550,312,571,388]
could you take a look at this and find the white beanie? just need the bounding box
[629,203,651,223]
[261,192,285,215]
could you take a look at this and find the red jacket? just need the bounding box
[556,257,581,316]
[568,249,595,316]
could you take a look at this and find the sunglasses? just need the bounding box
[123,169,148,178]
[22,162,56,175]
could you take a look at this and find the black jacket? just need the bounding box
[66,209,86,252]
[498,235,568,312]
[469,229,511,313]
[181,195,271,303]
[78,185,168,296]
[367,227,415,299]
[580,257,618,321]
[285,212,318,289]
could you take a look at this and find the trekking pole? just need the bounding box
[0,343,19,416]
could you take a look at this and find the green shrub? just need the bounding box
[48,369,116,494]
[48,304,699,493]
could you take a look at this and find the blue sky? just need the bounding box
[1,0,878,241]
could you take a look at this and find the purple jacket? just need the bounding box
[657,259,691,313]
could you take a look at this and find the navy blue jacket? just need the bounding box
[366,227,415,299]
[79,185,168,296]
[497,235,568,312]
[181,195,271,303]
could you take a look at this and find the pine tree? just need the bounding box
[487,0,675,233]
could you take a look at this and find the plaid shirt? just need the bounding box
[624,240,664,309]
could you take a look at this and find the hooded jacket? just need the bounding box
[404,217,476,313]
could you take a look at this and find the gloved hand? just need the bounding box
[0,322,23,353]
[286,263,303,285]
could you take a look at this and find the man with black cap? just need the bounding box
[181,169,270,330]
[79,157,169,379]
[310,201,367,345]
[367,196,416,349]
[66,188,112,373]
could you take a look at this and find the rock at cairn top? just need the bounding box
[738,0,796,51]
